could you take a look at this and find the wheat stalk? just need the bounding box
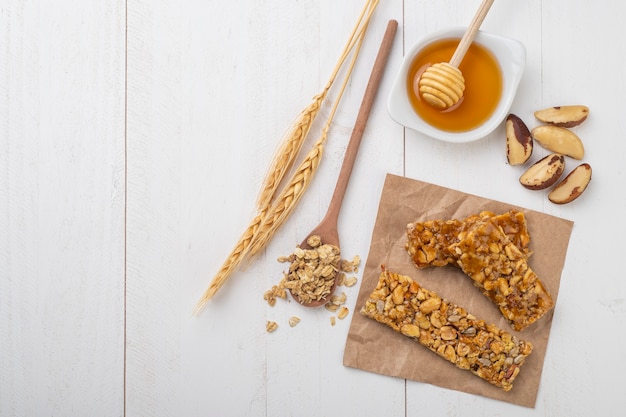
[255,92,325,211]
[191,211,265,315]
[193,0,379,314]
[247,9,372,257]
[248,134,325,256]
[256,0,378,211]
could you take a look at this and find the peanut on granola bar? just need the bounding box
[361,268,533,391]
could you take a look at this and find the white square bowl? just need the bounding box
[388,27,526,143]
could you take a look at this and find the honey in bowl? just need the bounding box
[407,38,502,132]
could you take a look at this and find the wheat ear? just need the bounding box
[247,10,372,257]
[193,0,378,314]
[248,136,325,256]
[255,0,378,211]
[191,211,266,315]
[255,92,325,211]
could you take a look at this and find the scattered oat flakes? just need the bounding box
[337,306,349,320]
[280,235,341,305]
[336,272,346,286]
[331,292,347,305]
[263,276,288,307]
[266,321,278,333]
[265,237,362,328]
[343,276,358,287]
[340,255,361,273]
[324,303,339,312]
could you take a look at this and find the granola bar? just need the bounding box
[405,217,465,268]
[451,218,554,331]
[405,211,531,269]
[361,268,533,392]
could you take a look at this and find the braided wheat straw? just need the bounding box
[193,0,379,315]
[191,212,264,313]
[247,21,371,256]
[255,0,378,211]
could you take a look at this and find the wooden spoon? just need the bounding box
[418,0,495,109]
[290,20,398,307]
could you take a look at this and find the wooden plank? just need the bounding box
[535,2,626,416]
[401,1,626,415]
[263,2,406,415]
[125,0,185,414]
[0,1,126,416]
[125,0,406,415]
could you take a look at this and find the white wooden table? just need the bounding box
[2,1,625,415]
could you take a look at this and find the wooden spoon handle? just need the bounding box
[449,0,495,68]
[323,19,398,225]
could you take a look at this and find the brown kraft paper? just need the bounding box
[343,173,574,408]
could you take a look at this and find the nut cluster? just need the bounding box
[506,105,592,204]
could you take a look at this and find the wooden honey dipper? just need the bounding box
[418,0,495,109]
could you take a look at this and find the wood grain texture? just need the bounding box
[3,0,626,415]
[0,1,126,416]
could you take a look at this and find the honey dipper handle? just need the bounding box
[449,0,495,68]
